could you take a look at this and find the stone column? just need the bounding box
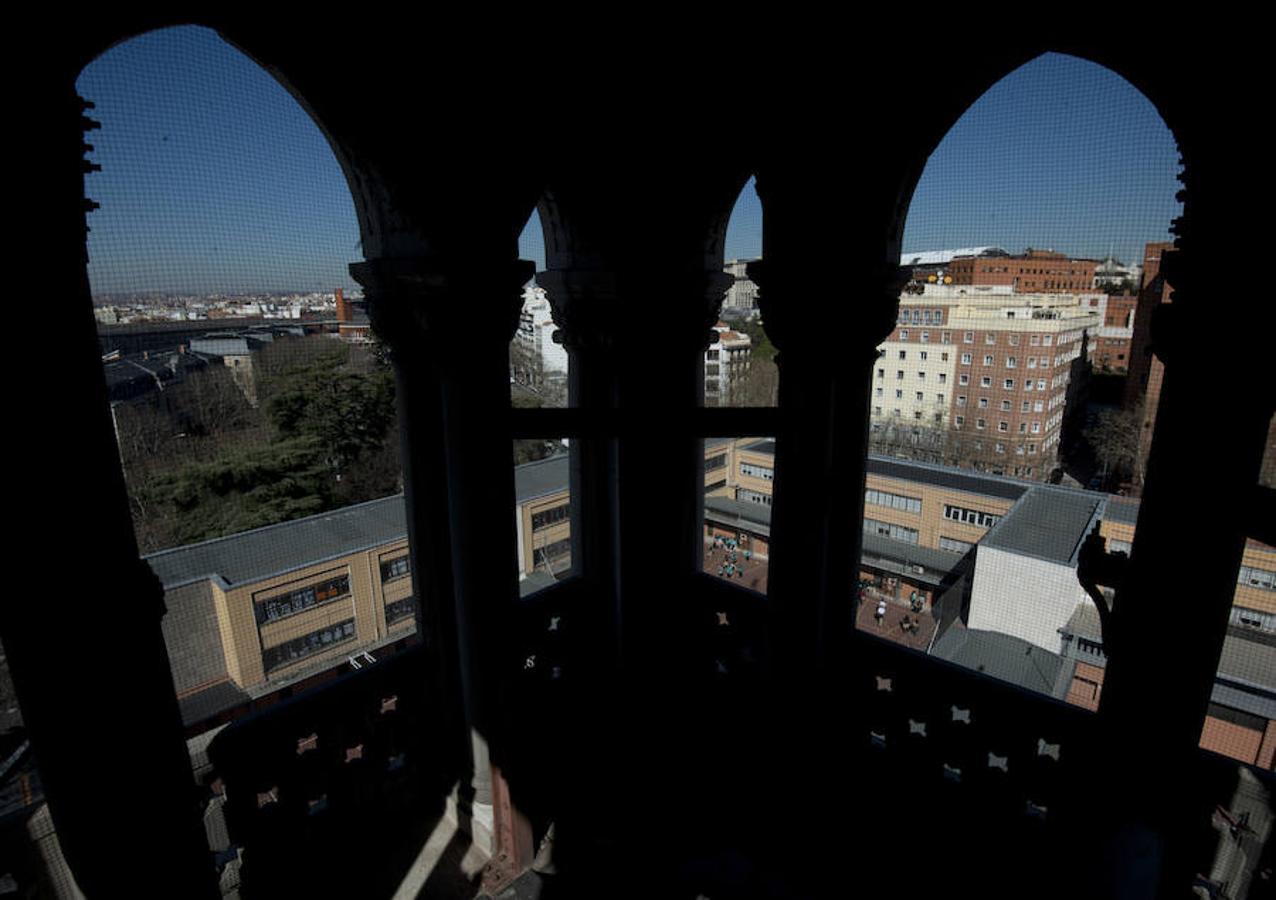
[749,256,903,680]
[3,84,218,898]
[1084,160,1275,897]
[351,254,535,881]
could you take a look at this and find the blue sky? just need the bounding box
[79,29,1179,295]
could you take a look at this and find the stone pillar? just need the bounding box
[2,82,219,899]
[1084,157,1275,896]
[351,254,535,883]
[748,256,903,680]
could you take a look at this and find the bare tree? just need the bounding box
[729,357,779,407]
[1086,403,1144,486]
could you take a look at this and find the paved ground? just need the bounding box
[854,589,937,652]
[703,543,768,594]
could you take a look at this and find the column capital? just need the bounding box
[349,256,535,355]
[748,258,905,364]
[536,267,734,354]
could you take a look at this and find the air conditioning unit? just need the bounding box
[912,565,925,574]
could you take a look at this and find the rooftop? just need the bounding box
[900,247,1008,267]
[867,456,1031,503]
[147,453,572,589]
[930,625,1067,697]
[980,487,1103,565]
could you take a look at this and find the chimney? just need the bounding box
[335,288,351,324]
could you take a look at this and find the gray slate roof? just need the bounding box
[860,533,964,588]
[867,456,1030,502]
[980,487,1102,565]
[1103,497,1140,526]
[146,494,409,589]
[514,453,570,503]
[704,496,772,536]
[931,626,1065,696]
[146,455,572,590]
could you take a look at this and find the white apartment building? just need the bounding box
[514,285,569,391]
[705,323,752,407]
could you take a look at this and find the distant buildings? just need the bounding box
[722,259,760,315]
[946,247,1100,293]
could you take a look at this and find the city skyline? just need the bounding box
[80,28,1180,296]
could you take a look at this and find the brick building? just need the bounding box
[947,248,1099,293]
[871,285,1101,478]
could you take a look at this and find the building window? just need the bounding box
[1031,422,1041,434]
[978,398,988,409]
[983,355,993,366]
[737,487,772,506]
[1028,358,1037,369]
[897,370,905,380]
[863,517,919,544]
[915,391,924,401]
[1238,565,1276,591]
[921,331,929,342]
[532,503,570,531]
[384,597,416,626]
[1229,605,1276,632]
[920,351,929,361]
[1037,380,1047,390]
[1008,335,1019,346]
[380,556,410,582]
[942,332,951,344]
[918,371,926,380]
[865,488,922,514]
[877,368,885,379]
[1043,335,1053,346]
[1000,400,1011,411]
[899,350,907,359]
[1030,335,1041,346]
[1003,379,1014,389]
[976,418,986,429]
[255,574,351,626]
[900,330,909,341]
[740,462,774,481]
[939,536,974,554]
[985,334,996,345]
[964,332,974,343]
[943,504,1000,528]
[895,389,903,399]
[998,421,1008,433]
[875,387,883,397]
[980,376,991,388]
[1006,357,1017,368]
[938,373,947,384]
[961,353,972,365]
[1034,401,1044,412]
[537,537,571,567]
[959,374,969,386]
[705,453,727,472]
[262,619,357,674]
[955,415,964,426]
[1018,422,1027,434]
